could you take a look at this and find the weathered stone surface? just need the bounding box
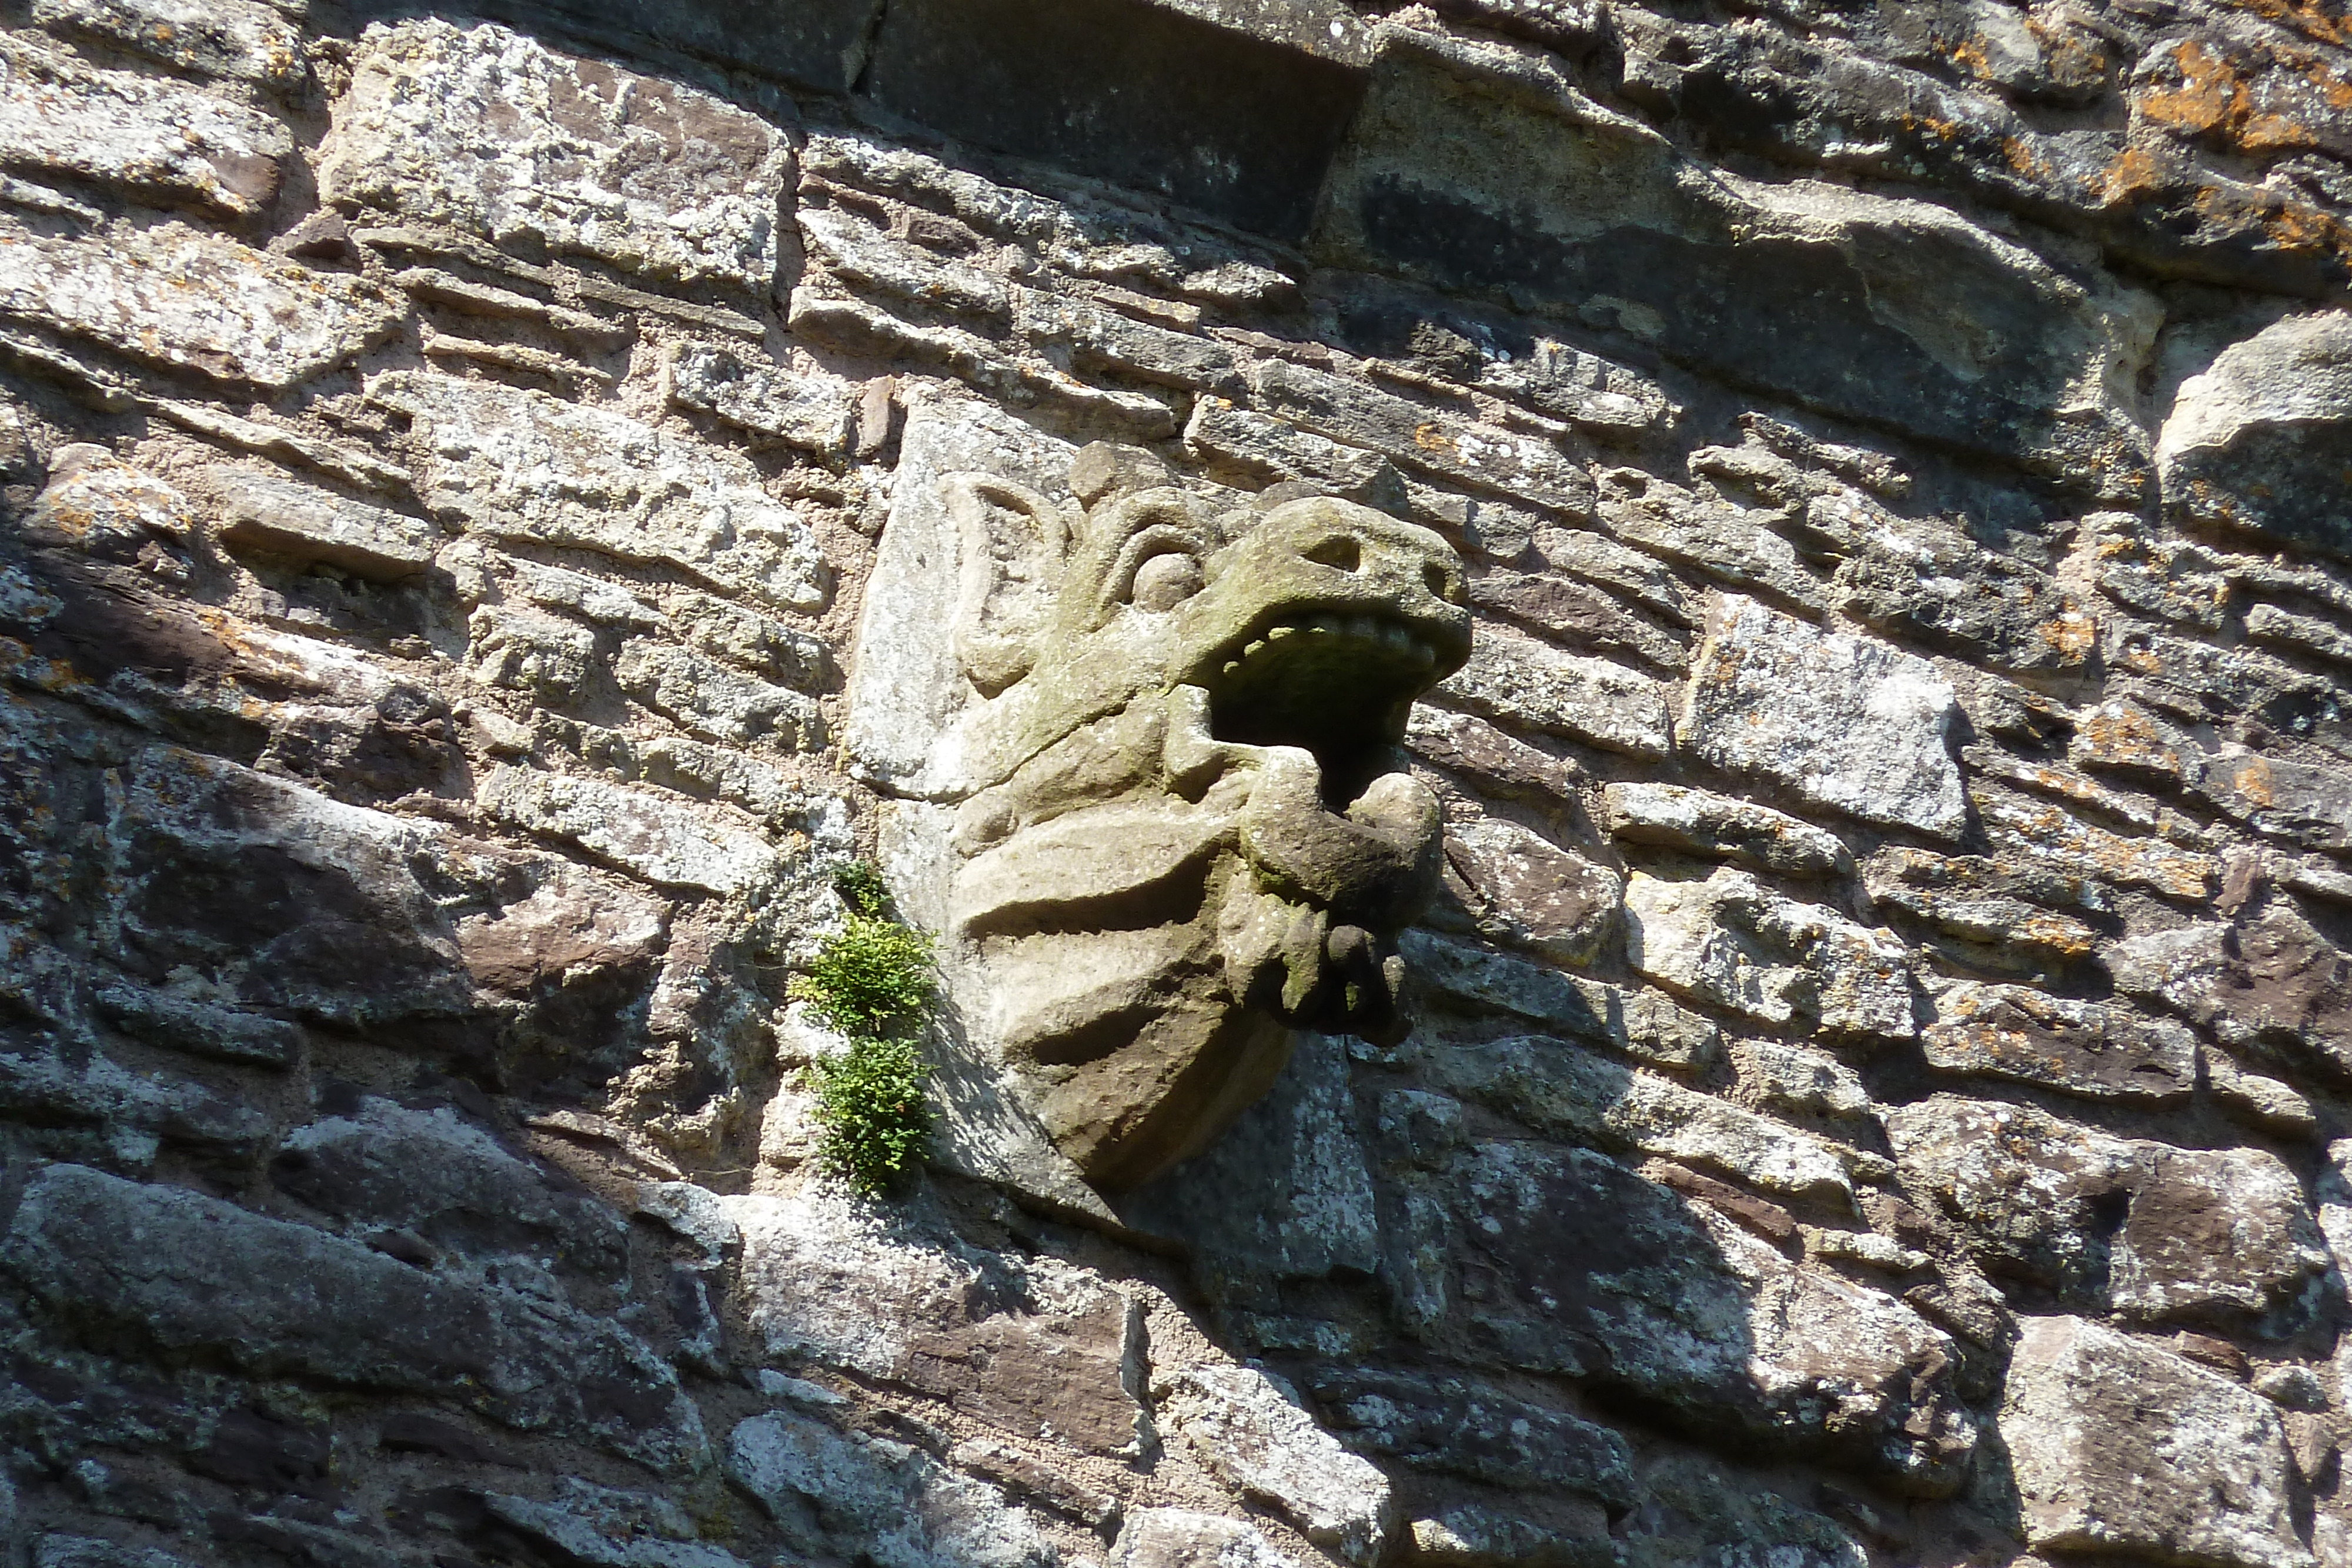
[1623,867,1915,1042]
[1888,1096,2331,1326]
[483,1482,749,1568]
[2160,310,2352,556]
[1445,1142,1975,1491]
[1,1164,704,1469]
[670,343,858,453]
[1603,781,1850,878]
[1922,982,2197,1104]
[1321,34,2155,479]
[1862,847,2102,972]
[1831,519,2098,677]
[477,767,781,895]
[2193,749,2352,856]
[376,373,827,613]
[2003,1316,2310,1568]
[271,1096,629,1277]
[322,19,792,293]
[1679,596,1965,840]
[205,469,437,581]
[1441,815,1622,964]
[31,0,303,85]
[614,641,823,749]
[0,38,290,216]
[1111,1510,1299,1568]
[1308,1368,1636,1510]
[1416,1032,1870,1201]
[2111,904,2352,1076]
[728,1407,1060,1568]
[730,1189,1147,1455]
[1401,929,1723,1072]
[0,220,404,389]
[1158,1365,1391,1563]
[1436,626,1671,758]
[1975,790,2218,902]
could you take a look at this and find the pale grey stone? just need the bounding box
[1678,595,1965,839]
[377,372,827,613]
[1184,396,1403,502]
[205,468,438,581]
[615,640,823,749]
[1733,1039,1872,1119]
[468,603,600,705]
[476,767,782,895]
[0,219,403,389]
[26,451,193,553]
[670,343,858,453]
[2108,1145,2334,1326]
[321,19,791,293]
[2159,309,2352,556]
[1622,867,1915,1041]
[728,1407,1061,1568]
[1307,1368,1635,1507]
[1406,1507,1611,1568]
[34,1538,198,1568]
[1414,1032,1872,1200]
[1435,626,1671,758]
[484,1482,750,1568]
[1158,1364,1392,1563]
[32,0,303,84]
[2003,1316,2311,1568]
[1603,781,1851,878]
[1400,928,1722,1071]
[0,37,289,216]
[1111,1510,1300,1568]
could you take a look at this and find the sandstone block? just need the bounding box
[614,640,823,750]
[322,19,791,293]
[0,220,404,390]
[1678,595,1965,840]
[1111,1510,1300,1568]
[377,373,827,613]
[670,343,858,453]
[1442,815,1622,964]
[2003,1316,2311,1568]
[1159,1364,1392,1563]
[208,469,437,581]
[0,38,289,216]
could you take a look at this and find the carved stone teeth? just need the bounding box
[1266,625,1294,641]
[1223,659,1241,677]
[1242,639,1267,660]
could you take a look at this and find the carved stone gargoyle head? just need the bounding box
[855,424,1469,1193]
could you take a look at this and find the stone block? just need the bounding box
[321,19,793,293]
[1158,1364,1392,1563]
[1678,595,1965,840]
[0,38,289,216]
[375,373,827,613]
[206,469,437,581]
[866,0,1365,239]
[1603,782,1850,878]
[477,767,782,896]
[1,1164,704,1469]
[670,343,858,453]
[1111,1510,1300,1568]
[31,0,303,85]
[728,1407,1059,1568]
[1622,867,1915,1042]
[1922,983,2197,1104]
[614,641,824,750]
[1436,626,1670,758]
[1319,32,2156,479]
[1307,1368,1636,1509]
[1442,816,1622,964]
[2003,1316,2310,1568]
[0,219,404,390]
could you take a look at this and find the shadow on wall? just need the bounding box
[1123,1021,2013,1564]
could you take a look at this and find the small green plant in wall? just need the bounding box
[788,862,936,1196]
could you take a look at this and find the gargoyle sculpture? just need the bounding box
[851,418,1469,1192]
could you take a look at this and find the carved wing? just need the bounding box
[943,473,1075,697]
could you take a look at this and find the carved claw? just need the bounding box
[1237,751,1444,930]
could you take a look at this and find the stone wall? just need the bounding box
[1,0,2350,1563]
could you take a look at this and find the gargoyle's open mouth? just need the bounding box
[1197,609,1462,799]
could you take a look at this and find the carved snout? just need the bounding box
[1236,750,1444,930]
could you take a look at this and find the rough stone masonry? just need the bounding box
[1,0,2351,1562]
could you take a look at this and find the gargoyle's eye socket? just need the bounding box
[1424,561,1462,603]
[1130,550,1205,613]
[1304,536,1361,573]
